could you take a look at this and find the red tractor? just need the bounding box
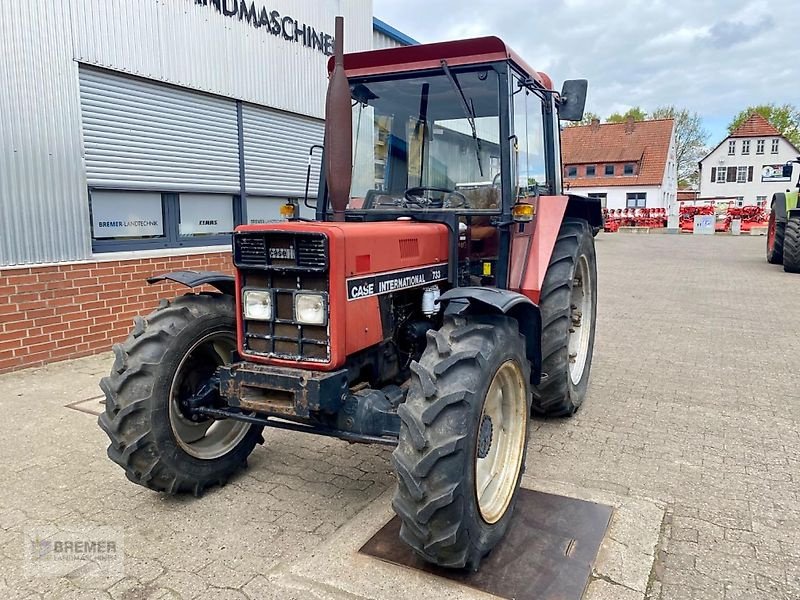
[98,20,601,570]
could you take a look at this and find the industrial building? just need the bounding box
[0,1,415,373]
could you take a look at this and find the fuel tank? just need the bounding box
[234,220,449,370]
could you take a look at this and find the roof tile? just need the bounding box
[728,113,781,138]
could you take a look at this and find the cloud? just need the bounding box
[373,0,800,144]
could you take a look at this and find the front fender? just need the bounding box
[147,270,235,296]
[438,287,542,384]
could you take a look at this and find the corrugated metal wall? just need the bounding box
[373,30,406,50]
[71,0,373,121]
[0,0,90,266]
[0,0,374,266]
[243,105,324,196]
[79,67,240,193]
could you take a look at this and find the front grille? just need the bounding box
[297,236,327,269]
[235,231,328,271]
[238,231,330,363]
[237,235,267,265]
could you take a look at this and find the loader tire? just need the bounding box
[98,294,262,496]
[392,315,531,570]
[783,218,800,273]
[532,218,597,417]
[767,209,785,264]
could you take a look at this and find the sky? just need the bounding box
[373,0,800,147]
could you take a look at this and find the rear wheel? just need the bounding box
[392,315,530,570]
[98,294,262,495]
[532,218,597,416]
[783,217,800,273]
[767,208,785,264]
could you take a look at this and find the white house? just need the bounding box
[561,118,677,211]
[698,114,800,207]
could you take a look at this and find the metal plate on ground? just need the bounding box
[359,489,613,600]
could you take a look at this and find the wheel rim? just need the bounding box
[767,211,776,252]
[475,360,527,524]
[168,331,251,460]
[568,254,593,386]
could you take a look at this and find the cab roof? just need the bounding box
[329,36,552,89]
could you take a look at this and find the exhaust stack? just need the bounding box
[324,16,352,221]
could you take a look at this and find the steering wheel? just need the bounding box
[404,186,470,209]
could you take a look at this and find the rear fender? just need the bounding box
[784,191,800,219]
[147,270,235,296]
[438,287,542,384]
[565,193,604,229]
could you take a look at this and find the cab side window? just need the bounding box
[512,76,548,197]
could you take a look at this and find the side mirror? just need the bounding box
[783,163,794,178]
[558,79,588,122]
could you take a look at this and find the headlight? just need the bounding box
[295,293,327,325]
[243,290,272,321]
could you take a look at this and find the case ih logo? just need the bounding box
[347,264,448,300]
[193,0,335,55]
[269,247,295,260]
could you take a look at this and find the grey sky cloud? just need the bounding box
[373,0,800,142]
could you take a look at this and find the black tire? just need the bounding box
[532,218,597,417]
[391,315,531,570]
[98,294,262,496]
[783,218,800,273]
[767,208,785,265]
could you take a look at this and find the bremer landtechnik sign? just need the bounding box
[193,0,336,55]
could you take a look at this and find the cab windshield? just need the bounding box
[349,68,501,212]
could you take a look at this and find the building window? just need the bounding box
[626,192,646,208]
[90,190,241,252]
[756,195,767,206]
[566,166,577,178]
[736,197,744,207]
[772,138,779,153]
[756,139,765,154]
[741,140,750,154]
[728,140,735,155]
[586,165,596,176]
[604,164,614,176]
[623,163,635,175]
[716,168,726,183]
[736,166,747,183]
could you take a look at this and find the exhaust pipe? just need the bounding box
[324,16,352,221]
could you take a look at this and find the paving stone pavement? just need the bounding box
[1,232,799,599]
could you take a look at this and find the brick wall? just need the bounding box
[0,251,233,374]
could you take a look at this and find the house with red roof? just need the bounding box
[698,113,800,207]
[560,117,677,211]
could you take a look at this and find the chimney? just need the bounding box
[625,115,635,133]
[323,16,352,221]
[590,118,600,130]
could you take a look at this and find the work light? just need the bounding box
[295,293,327,325]
[243,290,273,321]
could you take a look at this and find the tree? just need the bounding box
[651,106,709,183]
[606,107,647,123]
[727,104,800,148]
[568,111,601,127]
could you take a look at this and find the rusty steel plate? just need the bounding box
[359,489,613,600]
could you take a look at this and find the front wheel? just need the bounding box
[98,294,263,496]
[532,218,598,416]
[392,315,531,570]
[767,207,786,265]
[783,217,800,273]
